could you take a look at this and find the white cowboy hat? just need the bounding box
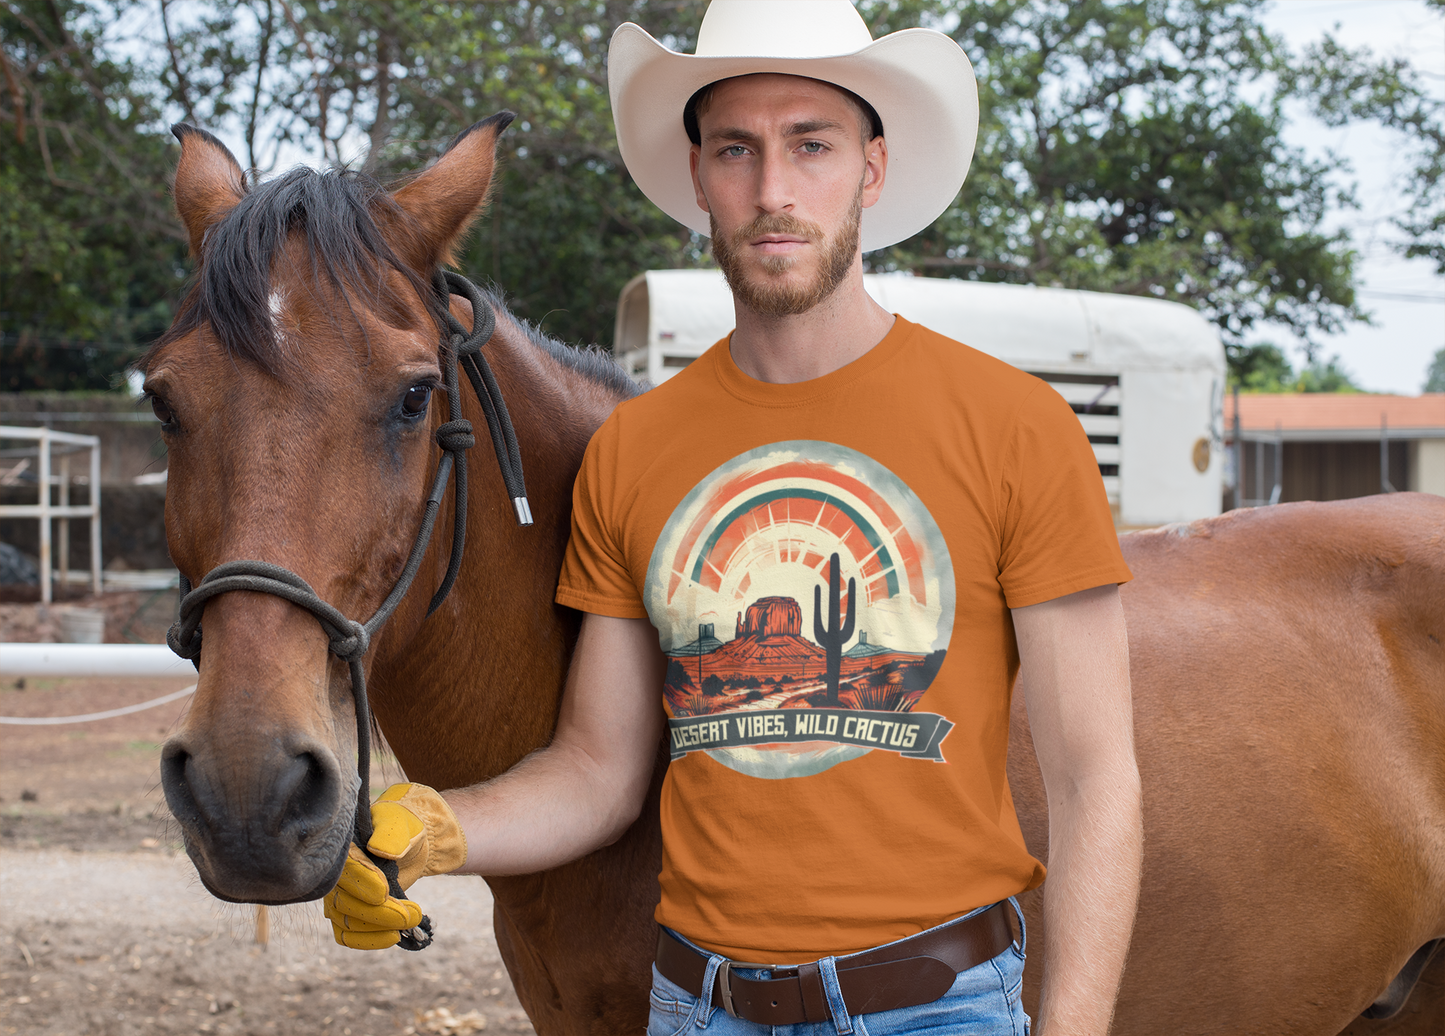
[608,0,978,252]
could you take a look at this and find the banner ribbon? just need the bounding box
[667,708,953,763]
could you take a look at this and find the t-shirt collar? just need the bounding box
[710,315,919,407]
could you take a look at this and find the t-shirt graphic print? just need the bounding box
[646,440,956,779]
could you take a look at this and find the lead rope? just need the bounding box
[168,271,531,951]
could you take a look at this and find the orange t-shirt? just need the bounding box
[555,316,1130,962]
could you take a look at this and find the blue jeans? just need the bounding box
[647,899,1030,1036]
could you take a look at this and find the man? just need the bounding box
[325,3,1143,1033]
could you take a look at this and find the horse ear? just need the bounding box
[391,112,515,270]
[171,124,246,258]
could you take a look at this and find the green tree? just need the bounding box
[148,0,1429,357]
[1,0,189,391]
[152,0,708,348]
[1227,342,1362,393]
[1286,28,1445,275]
[863,0,1375,369]
[1292,356,1361,393]
[1424,347,1445,393]
[11,0,1441,381]
[1229,343,1294,392]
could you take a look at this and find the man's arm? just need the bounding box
[1012,583,1143,1036]
[443,612,666,875]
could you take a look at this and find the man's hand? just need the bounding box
[323,783,468,950]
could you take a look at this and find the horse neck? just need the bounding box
[367,307,627,790]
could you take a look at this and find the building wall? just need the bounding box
[1238,439,1412,503]
[1409,439,1445,496]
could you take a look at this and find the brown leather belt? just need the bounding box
[655,903,1014,1025]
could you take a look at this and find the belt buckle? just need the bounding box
[715,959,773,1019]
[717,960,740,1018]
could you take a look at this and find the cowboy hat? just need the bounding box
[608,0,978,252]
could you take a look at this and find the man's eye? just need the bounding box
[801,141,825,154]
[724,145,749,157]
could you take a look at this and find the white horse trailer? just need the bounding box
[614,270,1226,527]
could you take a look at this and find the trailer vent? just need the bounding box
[1025,371,1121,505]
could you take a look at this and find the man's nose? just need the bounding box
[755,146,795,215]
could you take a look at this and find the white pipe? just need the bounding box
[0,643,192,677]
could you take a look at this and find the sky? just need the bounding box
[1259,0,1444,394]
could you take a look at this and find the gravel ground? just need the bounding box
[0,663,536,1036]
[0,851,532,1036]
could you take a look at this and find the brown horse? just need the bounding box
[1009,493,1445,1036]
[149,117,1444,1034]
[148,118,663,1031]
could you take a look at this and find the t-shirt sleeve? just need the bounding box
[996,381,1132,609]
[555,413,650,618]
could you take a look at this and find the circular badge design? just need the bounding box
[646,441,955,779]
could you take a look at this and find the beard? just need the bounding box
[709,184,862,318]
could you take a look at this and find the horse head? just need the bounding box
[147,115,512,905]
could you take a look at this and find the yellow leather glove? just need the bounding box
[323,783,468,950]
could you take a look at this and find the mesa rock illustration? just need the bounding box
[664,590,944,718]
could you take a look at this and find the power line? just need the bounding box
[1357,289,1445,303]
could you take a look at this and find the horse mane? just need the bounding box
[475,284,642,401]
[142,165,641,402]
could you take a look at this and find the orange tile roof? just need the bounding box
[1224,393,1445,433]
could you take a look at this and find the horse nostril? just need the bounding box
[272,750,340,843]
[160,741,204,830]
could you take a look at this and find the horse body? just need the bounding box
[1010,493,1445,1035]
[151,118,1443,1034]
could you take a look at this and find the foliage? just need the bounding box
[1228,343,1294,391]
[148,0,707,348]
[862,0,1380,355]
[1285,26,1445,275]
[1424,347,1445,393]
[1228,342,1362,392]
[5,0,1442,391]
[1291,356,1362,393]
[664,657,693,689]
[0,0,189,391]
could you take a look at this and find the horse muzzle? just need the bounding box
[160,727,355,904]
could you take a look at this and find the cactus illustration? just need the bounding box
[813,552,856,706]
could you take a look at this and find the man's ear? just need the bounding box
[171,124,246,257]
[861,136,888,210]
[390,112,515,270]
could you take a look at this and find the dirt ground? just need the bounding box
[0,604,537,1036]
[1,598,1440,1036]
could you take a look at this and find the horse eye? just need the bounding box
[402,384,431,418]
[150,396,174,426]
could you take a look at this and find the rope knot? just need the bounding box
[167,621,202,660]
[435,419,476,452]
[330,620,370,661]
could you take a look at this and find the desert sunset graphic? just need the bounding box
[647,442,956,778]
